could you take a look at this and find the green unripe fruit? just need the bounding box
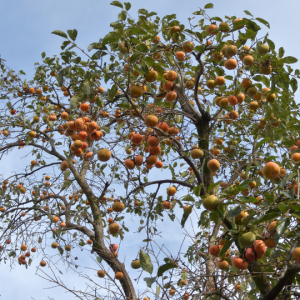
[118,42,129,54]
[239,232,256,248]
[247,86,257,97]
[258,44,270,55]
[51,242,58,249]
[203,195,219,211]
[131,260,141,269]
[191,149,204,159]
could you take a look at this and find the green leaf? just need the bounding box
[278,202,288,214]
[279,47,285,58]
[25,135,31,145]
[70,96,77,110]
[136,44,149,53]
[266,39,275,51]
[181,205,193,228]
[83,80,90,95]
[282,191,294,199]
[133,64,145,76]
[291,78,298,93]
[97,256,103,263]
[181,269,187,280]
[130,53,140,64]
[156,286,160,296]
[222,184,247,196]
[183,195,195,202]
[101,127,110,134]
[58,246,64,255]
[108,84,119,101]
[96,97,104,107]
[52,30,68,39]
[262,76,270,88]
[210,17,222,22]
[67,29,78,41]
[64,170,70,179]
[219,238,235,258]
[280,175,290,188]
[195,201,201,209]
[256,18,270,28]
[144,277,156,288]
[88,42,104,51]
[274,218,290,243]
[193,185,202,197]
[140,250,153,274]
[208,181,221,194]
[194,45,205,53]
[271,77,277,93]
[71,57,81,64]
[244,10,253,16]
[9,251,16,257]
[110,1,123,8]
[210,210,220,224]
[181,171,189,177]
[253,212,281,224]
[256,137,270,149]
[57,69,64,86]
[281,56,298,64]
[41,52,46,59]
[157,263,177,277]
[199,210,209,227]
[61,40,71,50]
[124,2,131,10]
[204,3,214,9]
[228,206,242,218]
[118,11,127,21]
[165,53,175,66]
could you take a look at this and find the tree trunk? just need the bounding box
[197,118,213,196]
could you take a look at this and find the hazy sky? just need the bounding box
[1,0,300,299]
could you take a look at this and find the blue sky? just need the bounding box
[1,0,300,299]
[1,0,300,78]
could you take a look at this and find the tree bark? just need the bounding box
[68,160,138,300]
[197,119,213,196]
[261,266,300,300]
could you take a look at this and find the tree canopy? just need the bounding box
[1,1,300,299]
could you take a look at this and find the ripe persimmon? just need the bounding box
[167,186,176,196]
[149,145,161,155]
[231,256,248,270]
[97,149,111,162]
[147,136,159,147]
[165,91,177,102]
[134,155,143,166]
[80,103,89,112]
[145,115,158,128]
[175,51,185,61]
[131,133,143,145]
[206,24,218,35]
[115,272,123,280]
[155,161,163,168]
[124,159,135,169]
[224,59,237,70]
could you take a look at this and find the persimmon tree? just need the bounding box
[1,1,300,299]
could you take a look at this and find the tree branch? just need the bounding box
[261,266,300,300]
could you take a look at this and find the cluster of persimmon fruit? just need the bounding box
[120,17,278,129]
[202,159,300,271]
[96,243,143,282]
[13,243,47,267]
